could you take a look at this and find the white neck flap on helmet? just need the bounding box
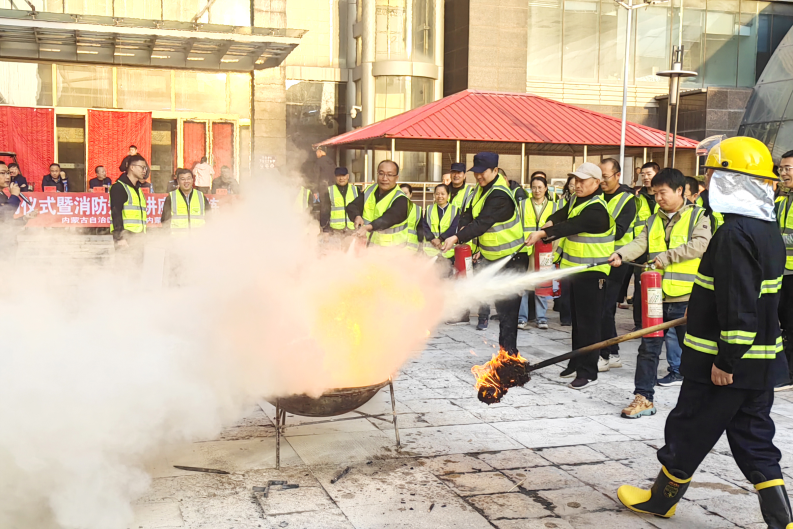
[709,170,776,222]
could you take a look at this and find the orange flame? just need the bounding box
[471,348,530,404]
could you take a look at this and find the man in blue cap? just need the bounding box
[442,152,527,354]
[320,166,358,233]
[448,162,474,211]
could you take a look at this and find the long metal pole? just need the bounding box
[619,0,634,174]
[663,94,672,167]
[671,86,681,168]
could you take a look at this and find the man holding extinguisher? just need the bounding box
[598,158,637,372]
[608,168,711,419]
[525,162,614,390]
[441,152,526,354]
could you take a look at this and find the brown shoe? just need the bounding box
[621,395,657,419]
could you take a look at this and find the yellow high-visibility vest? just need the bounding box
[362,185,408,247]
[449,184,475,211]
[406,202,422,252]
[424,204,459,258]
[777,196,793,271]
[607,191,635,250]
[169,189,206,231]
[470,175,524,260]
[520,197,561,255]
[296,186,311,211]
[554,194,615,275]
[634,193,658,238]
[110,181,147,234]
[328,184,358,230]
[647,206,704,297]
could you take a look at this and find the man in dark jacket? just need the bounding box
[42,163,68,192]
[618,137,793,528]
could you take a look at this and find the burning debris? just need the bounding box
[471,348,531,404]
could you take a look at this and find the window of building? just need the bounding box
[599,1,633,83]
[229,73,252,118]
[413,0,434,62]
[114,0,162,19]
[563,0,600,81]
[286,81,344,149]
[375,0,407,60]
[0,62,52,106]
[527,0,563,81]
[57,65,113,108]
[117,68,171,111]
[703,0,740,86]
[737,0,760,87]
[174,71,227,113]
[634,6,670,82]
[63,0,112,16]
[375,75,407,120]
[163,0,205,23]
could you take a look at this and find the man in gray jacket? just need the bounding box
[608,168,711,419]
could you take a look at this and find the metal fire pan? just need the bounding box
[268,380,390,417]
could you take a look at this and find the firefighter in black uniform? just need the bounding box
[618,136,792,528]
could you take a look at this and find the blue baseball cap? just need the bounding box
[334,167,349,176]
[469,152,499,173]
[450,162,466,172]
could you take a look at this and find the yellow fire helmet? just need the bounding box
[702,136,778,181]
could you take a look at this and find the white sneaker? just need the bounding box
[537,322,549,330]
[598,357,611,372]
[609,355,623,368]
[518,321,530,330]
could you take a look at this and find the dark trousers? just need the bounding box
[473,258,491,321]
[568,271,607,380]
[658,379,782,483]
[618,263,632,303]
[600,264,630,359]
[634,301,687,401]
[632,267,643,327]
[494,253,530,354]
[778,274,793,382]
[556,277,572,324]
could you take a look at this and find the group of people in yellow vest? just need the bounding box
[316,141,793,527]
[110,157,209,249]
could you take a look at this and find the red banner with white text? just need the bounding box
[14,192,235,227]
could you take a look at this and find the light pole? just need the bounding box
[614,0,669,179]
[658,45,697,168]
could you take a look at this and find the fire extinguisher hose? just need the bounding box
[526,317,687,373]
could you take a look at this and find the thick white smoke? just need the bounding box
[0,176,443,529]
[0,175,578,529]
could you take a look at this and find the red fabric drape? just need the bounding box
[211,122,234,176]
[0,107,55,191]
[183,122,206,172]
[88,110,152,180]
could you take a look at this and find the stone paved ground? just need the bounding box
[132,306,793,528]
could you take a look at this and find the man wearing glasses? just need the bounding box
[776,150,793,392]
[346,160,409,247]
[0,161,37,260]
[109,154,149,248]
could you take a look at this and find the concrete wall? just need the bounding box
[466,0,527,93]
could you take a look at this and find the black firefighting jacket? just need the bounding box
[680,213,787,390]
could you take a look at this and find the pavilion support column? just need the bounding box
[520,143,526,185]
[455,140,460,163]
[583,145,588,162]
[391,138,395,160]
[365,150,370,183]
[643,147,647,163]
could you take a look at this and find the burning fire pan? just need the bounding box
[267,378,400,469]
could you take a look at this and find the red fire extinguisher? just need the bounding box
[454,245,473,279]
[641,269,664,337]
[534,240,555,297]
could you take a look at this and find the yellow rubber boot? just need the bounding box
[618,466,691,518]
[751,472,793,529]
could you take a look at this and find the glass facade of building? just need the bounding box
[527,0,793,89]
[737,26,793,159]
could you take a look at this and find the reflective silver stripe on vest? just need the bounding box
[487,214,521,233]
[122,219,144,224]
[379,224,407,234]
[567,234,616,243]
[610,193,631,217]
[558,251,607,265]
[663,272,697,282]
[525,227,538,232]
[479,238,524,253]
